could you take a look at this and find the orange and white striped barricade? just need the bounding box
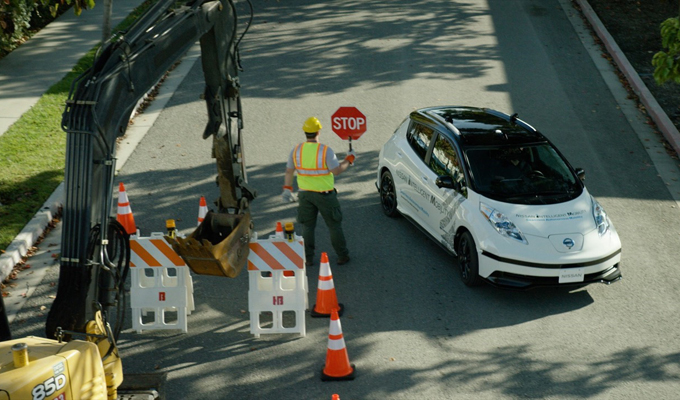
[247,232,308,337]
[129,233,194,333]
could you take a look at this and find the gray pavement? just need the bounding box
[1,0,678,329]
[3,1,680,398]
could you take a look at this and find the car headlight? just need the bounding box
[480,203,528,244]
[591,197,610,236]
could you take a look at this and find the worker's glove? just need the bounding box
[282,186,297,203]
[345,150,357,165]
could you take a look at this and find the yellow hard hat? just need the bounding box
[303,117,322,133]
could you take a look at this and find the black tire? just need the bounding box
[379,170,399,217]
[457,231,482,287]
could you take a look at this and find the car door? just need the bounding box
[394,121,436,228]
[421,133,467,252]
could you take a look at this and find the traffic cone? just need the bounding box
[332,395,340,400]
[275,221,284,239]
[311,253,344,318]
[197,196,208,226]
[321,309,355,381]
[116,182,137,235]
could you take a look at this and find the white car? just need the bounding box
[376,106,622,289]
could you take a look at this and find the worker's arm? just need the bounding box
[330,159,351,176]
[282,168,297,202]
[284,168,296,188]
[330,150,356,176]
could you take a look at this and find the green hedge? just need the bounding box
[0,0,93,56]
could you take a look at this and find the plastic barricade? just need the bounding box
[247,232,308,337]
[129,233,194,333]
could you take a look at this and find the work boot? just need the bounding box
[337,255,350,265]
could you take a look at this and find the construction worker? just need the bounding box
[283,116,356,267]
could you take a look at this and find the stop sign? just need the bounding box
[331,107,367,140]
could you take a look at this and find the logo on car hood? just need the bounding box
[515,210,586,222]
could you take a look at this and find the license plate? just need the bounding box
[559,268,584,283]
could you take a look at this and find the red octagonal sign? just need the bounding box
[331,106,367,141]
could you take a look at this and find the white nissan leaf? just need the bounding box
[376,106,622,289]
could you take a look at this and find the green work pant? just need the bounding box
[297,190,349,263]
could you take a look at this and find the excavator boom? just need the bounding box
[47,0,255,338]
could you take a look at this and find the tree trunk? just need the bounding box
[102,0,113,42]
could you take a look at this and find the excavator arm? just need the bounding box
[46,0,255,339]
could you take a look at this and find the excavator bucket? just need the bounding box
[165,210,252,278]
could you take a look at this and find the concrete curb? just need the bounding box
[0,183,63,282]
[576,0,680,157]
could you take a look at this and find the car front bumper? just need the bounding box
[478,249,622,290]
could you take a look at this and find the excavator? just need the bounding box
[0,0,255,397]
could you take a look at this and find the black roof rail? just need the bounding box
[483,108,537,132]
[424,109,461,136]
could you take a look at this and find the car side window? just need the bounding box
[406,123,434,161]
[429,135,464,184]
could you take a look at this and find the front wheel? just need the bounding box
[379,170,399,217]
[457,231,482,287]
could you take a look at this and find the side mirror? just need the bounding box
[575,168,585,181]
[436,175,461,191]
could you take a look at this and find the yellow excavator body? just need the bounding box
[0,336,108,400]
[0,310,122,400]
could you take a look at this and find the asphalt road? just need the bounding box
[10,0,680,399]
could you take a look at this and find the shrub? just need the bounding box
[0,0,93,57]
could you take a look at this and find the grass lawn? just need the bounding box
[0,0,156,252]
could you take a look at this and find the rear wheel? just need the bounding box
[380,170,399,217]
[457,231,482,287]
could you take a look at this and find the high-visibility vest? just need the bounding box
[293,142,334,192]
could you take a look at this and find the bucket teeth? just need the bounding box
[166,210,251,278]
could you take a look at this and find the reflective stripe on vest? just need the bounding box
[293,143,334,192]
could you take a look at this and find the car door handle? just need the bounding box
[396,151,403,158]
[421,176,428,182]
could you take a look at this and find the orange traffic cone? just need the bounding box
[197,196,208,226]
[332,395,340,400]
[275,221,284,239]
[311,253,344,318]
[321,309,355,381]
[116,182,137,235]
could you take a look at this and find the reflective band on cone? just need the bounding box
[197,196,208,226]
[311,253,344,318]
[321,309,355,381]
[116,182,137,235]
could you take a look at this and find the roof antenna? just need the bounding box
[510,113,518,123]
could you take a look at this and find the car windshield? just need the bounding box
[465,144,582,204]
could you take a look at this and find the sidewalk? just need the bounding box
[0,0,146,137]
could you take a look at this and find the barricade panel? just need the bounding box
[130,234,194,333]
[247,232,308,337]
